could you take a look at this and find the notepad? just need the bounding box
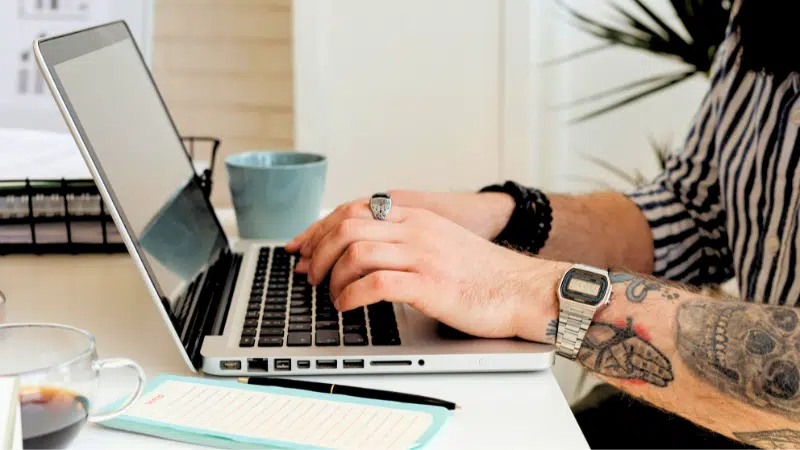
[101,375,450,450]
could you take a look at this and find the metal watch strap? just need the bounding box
[555,301,595,360]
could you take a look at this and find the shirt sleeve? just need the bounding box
[626,33,738,286]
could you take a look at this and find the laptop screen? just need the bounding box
[37,23,229,311]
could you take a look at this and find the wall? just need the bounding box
[294,0,503,207]
[295,0,712,205]
[152,0,294,207]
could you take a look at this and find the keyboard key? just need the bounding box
[292,285,309,294]
[246,311,259,319]
[291,300,310,308]
[343,333,367,346]
[265,297,287,305]
[372,335,401,346]
[287,332,312,346]
[267,289,288,296]
[290,307,311,315]
[262,312,286,319]
[244,318,259,327]
[260,328,284,336]
[343,316,365,326]
[268,283,289,290]
[315,311,339,321]
[258,336,283,347]
[293,273,308,283]
[264,304,287,312]
[291,293,309,300]
[241,327,257,336]
[343,325,366,334]
[271,277,289,284]
[290,315,312,324]
[239,337,255,347]
[289,323,312,332]
[261,320,285,328]
[247,304,260,312]
[315,330,340,346]
[315,321,339,330]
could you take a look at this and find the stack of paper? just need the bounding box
[102,375,451,450]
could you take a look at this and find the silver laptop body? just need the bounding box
[34,21,554,376]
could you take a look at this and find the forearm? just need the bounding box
[539,193,654,274]
[530,264,797,448]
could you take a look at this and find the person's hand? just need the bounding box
[288,203,562,342]
[286,190,513,259]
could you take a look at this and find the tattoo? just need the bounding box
[545,319,558,344]
[677,302,800,418]
[546,319,557,336]
[577,316,674,387]
[610,271,680,302]
[733,429,800,448]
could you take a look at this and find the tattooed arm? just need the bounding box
[520,263,800,449]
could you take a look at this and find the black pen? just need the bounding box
[238,377,459,410]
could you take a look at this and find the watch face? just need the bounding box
[560,269,608,305]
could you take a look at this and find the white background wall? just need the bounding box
[295,0,712,206]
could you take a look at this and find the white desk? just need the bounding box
[0,211,588,449]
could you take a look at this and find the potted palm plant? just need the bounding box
[555,0,731,186]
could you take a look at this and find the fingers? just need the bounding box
[335,270,430,312]
[307,207,415,284]
[329,242,415,297]
[285,221,320,253]
[302,202,410,259]
[308,218,408,284]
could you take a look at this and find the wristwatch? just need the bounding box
[555,264,612,360]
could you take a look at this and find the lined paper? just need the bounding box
[123,380,435,450]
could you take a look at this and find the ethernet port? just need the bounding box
[247,358,269,372]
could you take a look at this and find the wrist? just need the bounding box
[478,192,515,240]
[511,258,570,343]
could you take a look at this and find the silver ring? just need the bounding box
[370,193,392,221]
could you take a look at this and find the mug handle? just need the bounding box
[88,358,147,423]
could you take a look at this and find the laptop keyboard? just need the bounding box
[239,246,401,348]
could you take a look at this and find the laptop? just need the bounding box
[34,21,554,376]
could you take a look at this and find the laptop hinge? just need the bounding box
[211,251,242,336]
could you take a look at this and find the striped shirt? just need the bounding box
[628,11,800,305]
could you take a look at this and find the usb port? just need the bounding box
[297,360,311,369]
[274,359,291,371]
[220,360,242,370]
[343,359,364,369]
[316,360,337,369]
[247,358,268,372]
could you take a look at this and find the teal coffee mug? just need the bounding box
[226,151,327,240]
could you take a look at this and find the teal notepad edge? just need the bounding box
[100,374,451,449]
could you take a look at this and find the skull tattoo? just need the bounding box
[677,302,800,417]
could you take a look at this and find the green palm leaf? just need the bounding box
[554,0,731,121]
[569,70,696,123]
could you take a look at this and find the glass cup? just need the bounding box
[0,323,145,449]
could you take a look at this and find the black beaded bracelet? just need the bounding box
[479,181,552,254]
